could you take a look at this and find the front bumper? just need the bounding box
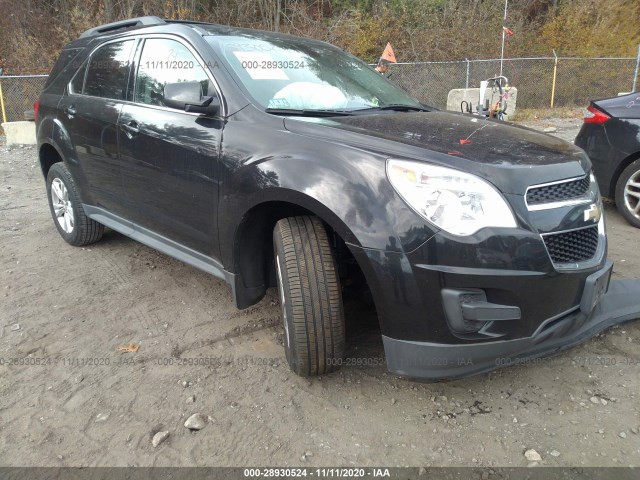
[383,278,640,380]
[349,219,640,380]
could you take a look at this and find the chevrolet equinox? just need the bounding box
[35,17,640,379]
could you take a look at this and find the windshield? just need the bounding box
[205,34,423,111]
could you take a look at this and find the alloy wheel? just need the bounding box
[624,169,640,220]
[51,178,75,233]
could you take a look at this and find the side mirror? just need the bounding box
[163,81,219,115]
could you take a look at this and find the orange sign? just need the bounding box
[380,43,397,63]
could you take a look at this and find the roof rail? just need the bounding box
[79,16,166,38]
[164,19,216,26]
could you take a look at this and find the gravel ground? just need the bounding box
[0,121,639,468]
[519,117,585,144]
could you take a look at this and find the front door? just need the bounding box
[118,37,223,258]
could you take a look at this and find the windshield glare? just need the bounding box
[205,35,422,111]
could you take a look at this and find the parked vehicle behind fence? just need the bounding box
[575,92,640,229]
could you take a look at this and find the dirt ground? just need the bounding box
[0,120,639,468]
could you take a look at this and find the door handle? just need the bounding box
[121,121,140,136]
[64,105,77,117]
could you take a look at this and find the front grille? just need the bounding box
[527,176,590,206]
[543,226,599,264]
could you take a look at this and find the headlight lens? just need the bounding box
[387,159,517,236]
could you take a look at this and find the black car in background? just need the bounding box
[35,17,640,380]
[575,92,640,228]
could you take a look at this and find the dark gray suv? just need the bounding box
[35,16,640,380]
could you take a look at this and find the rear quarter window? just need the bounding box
[44,48,83,88]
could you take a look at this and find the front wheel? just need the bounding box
[273,216,345,376]
[615,159,640,229]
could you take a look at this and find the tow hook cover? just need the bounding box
[462,300,521,321]
[442,288,521,333]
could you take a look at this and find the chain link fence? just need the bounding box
[0,75,48,123]
[390,56,639,110]
[1,56,639,131]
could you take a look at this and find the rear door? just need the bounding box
[117,36,223,258]
[57,39,136,214]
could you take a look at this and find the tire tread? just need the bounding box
[274,216,345,376]
[47,163,104,246]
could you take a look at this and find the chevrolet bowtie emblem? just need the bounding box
[584,203,602,223]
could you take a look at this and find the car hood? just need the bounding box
[283,111,591,194]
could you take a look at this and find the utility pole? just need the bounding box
[499,0,508,77]
[633,43,640,92]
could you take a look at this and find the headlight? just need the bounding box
[386,159,517,236]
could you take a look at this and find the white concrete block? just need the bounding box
[1,121,37,146]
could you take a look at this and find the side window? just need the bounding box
[84,40,134,99]
[69,61,87,94]
[134,38,210,107]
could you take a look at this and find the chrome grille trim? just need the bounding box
[525,174,595,211]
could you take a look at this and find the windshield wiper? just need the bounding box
[355,104,431,112]
[265,108,355,117]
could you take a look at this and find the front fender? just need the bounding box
[216,118,437,310]
[219,148,436,262]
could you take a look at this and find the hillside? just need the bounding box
[0,0,638,73]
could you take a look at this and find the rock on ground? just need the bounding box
[184,413,208,431]
[152,431,170,447]
[524,449,542,462]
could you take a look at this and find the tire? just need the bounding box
[46,163,104,246]
[615,159,640,229]
[273,216,345,376]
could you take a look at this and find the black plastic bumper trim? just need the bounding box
[382,279,640,380]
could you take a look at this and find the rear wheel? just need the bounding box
[273,216,345,376]
[615,159,640,228]
[46,163,104,245]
